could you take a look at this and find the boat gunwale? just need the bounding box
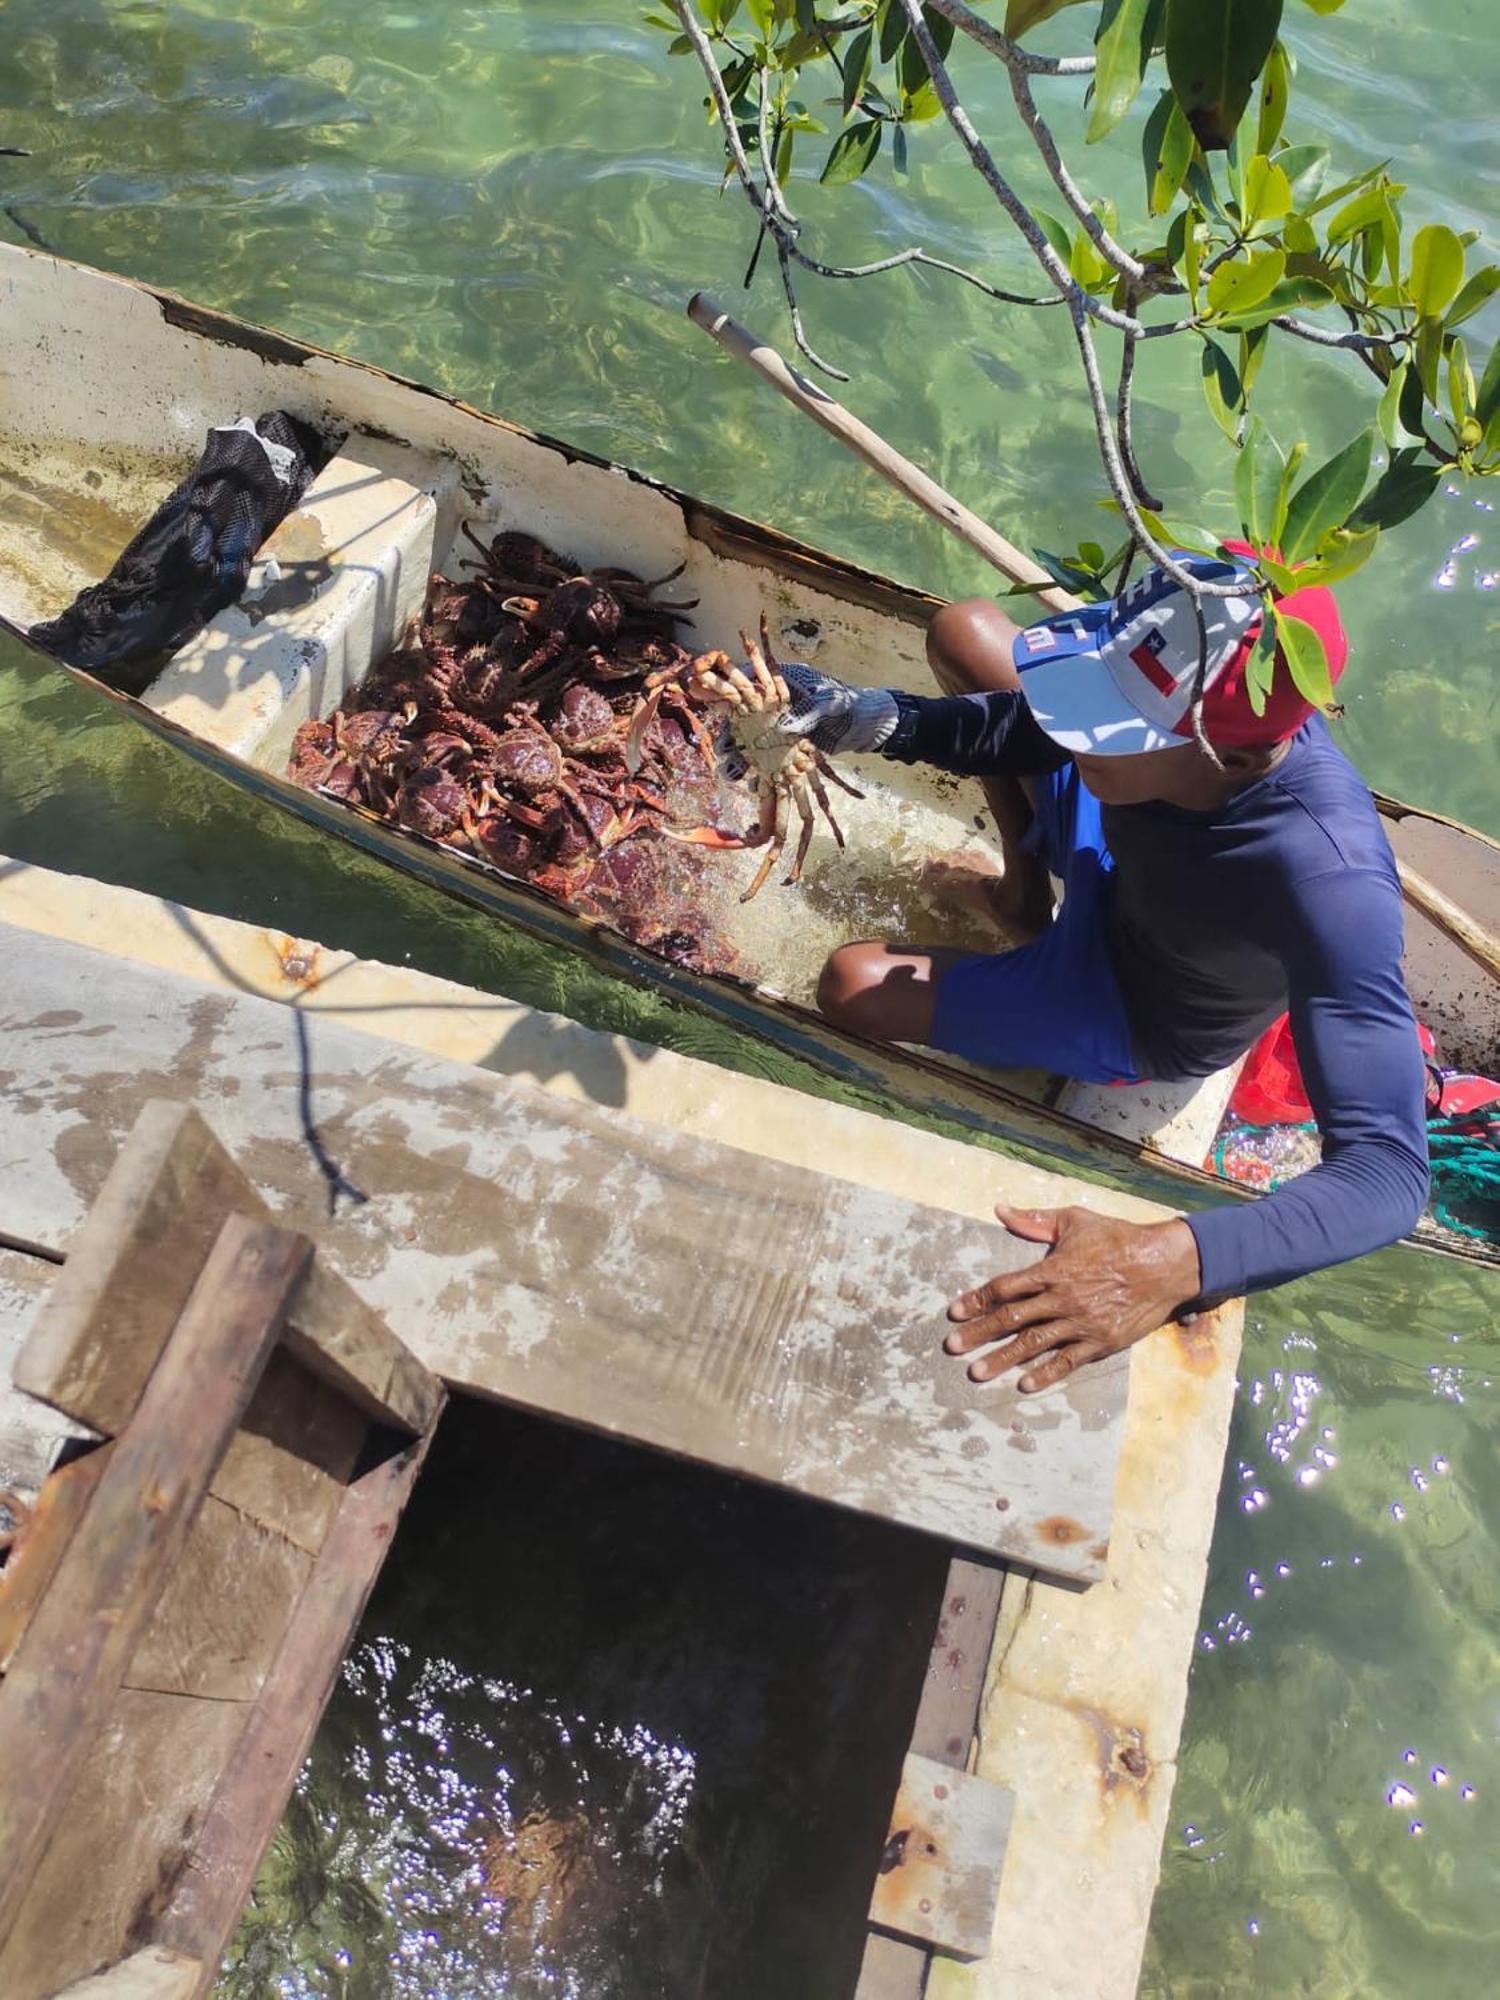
[1,247,1494,1268]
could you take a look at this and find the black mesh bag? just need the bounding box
[30,409,326,694]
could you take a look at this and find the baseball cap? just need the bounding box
[1013,548,1348,757]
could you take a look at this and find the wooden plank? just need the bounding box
[0,1244,83,1509]
[0,1689,247,2000]
[157,1425,439,1988]
[855,1931,930,2000]
[124,1494,312,1702]
[17,1099,441,1443]
[215,1348,366,1555]
[0,1216,311,1945]
[856,1557,1008,2000]
[282,1255,443,1436]
[0,1443,111,1675]
[51,1948,203,2000]
[867,1754,1015,1961]
[907,1558,1007,1769]
[0,929,1132,1578]
[1387,810,1500,1075]
[13,1101,272,1439]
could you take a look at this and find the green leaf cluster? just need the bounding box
[647,0,1500,713]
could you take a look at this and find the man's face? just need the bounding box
[1071,741,1204,806]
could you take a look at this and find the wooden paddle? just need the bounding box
[687,292,1500,990]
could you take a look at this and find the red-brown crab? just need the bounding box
[286,530,777,971]
[646,619,863,900]
[287,706,407,801]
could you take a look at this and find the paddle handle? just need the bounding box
[1396,861,1500,986]
[687,292,1078,616]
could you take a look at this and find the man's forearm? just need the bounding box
[886,688,1050,775]
[1188,1135,1430,1298]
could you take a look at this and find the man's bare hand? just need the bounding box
[945,1204,1203,1392]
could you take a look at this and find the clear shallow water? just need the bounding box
[220,1399,947,2000]
[0,4,1498,1992]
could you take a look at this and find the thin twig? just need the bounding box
[1272,315,1408,351]
[1006,63,1164,289]
[1116,299,1161,511]
[668,0,1060,378]
[924,0,1097,75]
[776,237,849,381]
[892,0,1145,336]
[1183,591,1220,767]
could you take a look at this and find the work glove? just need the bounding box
[775,661,900,755]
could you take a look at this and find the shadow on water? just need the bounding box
[221,1397,952,2000]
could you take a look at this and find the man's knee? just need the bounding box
[816,943,881,1030]
[926,598,1025,697]
[817,942,946,1045]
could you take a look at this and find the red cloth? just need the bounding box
[1207,539,1349,747]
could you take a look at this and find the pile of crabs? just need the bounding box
[286,526,859,972]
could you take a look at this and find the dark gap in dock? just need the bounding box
[222,1393,953,1999]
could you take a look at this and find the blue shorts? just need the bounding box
[929,764,1141,1083]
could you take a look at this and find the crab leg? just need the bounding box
[806,766,847,850]
[738,627,789,708]
[624,686,662,775]
[784,789,817,887]
[665,825,760,849]
[813,745,865,799]
[740,788,788,902]
[656,682,720,764]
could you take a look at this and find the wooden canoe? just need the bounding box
[1,243,1495,1265]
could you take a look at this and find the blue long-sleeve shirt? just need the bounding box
[886,690,1431,1298]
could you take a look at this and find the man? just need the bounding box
[777,550,1430,1393]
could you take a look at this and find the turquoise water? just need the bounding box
[1,4,1498,1992]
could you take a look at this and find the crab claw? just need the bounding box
[662,825,759,850]
[624,687,662,776]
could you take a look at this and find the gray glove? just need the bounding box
[775,661,900,754]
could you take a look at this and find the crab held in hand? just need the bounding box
[659,617,863,902]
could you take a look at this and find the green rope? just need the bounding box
[1427,1113,1500,1243]
[1215,1110,1500,1248]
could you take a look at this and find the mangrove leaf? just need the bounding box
[1165,0,1285,150]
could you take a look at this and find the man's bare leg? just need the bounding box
[817,943,973,1045]
[925,599,1054,935]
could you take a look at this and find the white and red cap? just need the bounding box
[1014,549,1348,757]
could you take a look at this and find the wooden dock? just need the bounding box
[0,856,1243,1998]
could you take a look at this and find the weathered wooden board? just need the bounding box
[14,1098,436,1442]
[0,1442,110,1675]
[0,925,1130,1578]
[0,1688,248,1999]
[0,1244,79,1506]
[1387,809,1500,1074]
[52,1949,204,2000]
[215,1348,366,1554]
[157,1432,436,1989]
[856,1557,1009,1998]
[0,1216,309,1945]
[867,1753,1015,1961]
[124,1493,313,1703]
